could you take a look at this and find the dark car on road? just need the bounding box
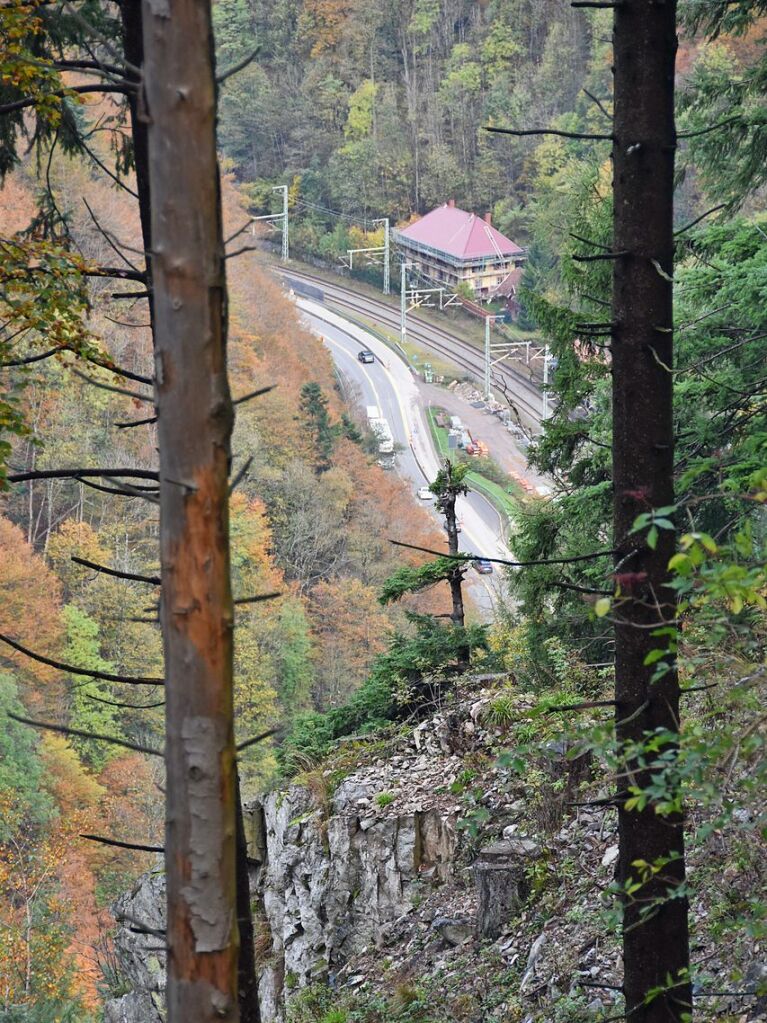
[472,558,493,574]
[357,350,375,364]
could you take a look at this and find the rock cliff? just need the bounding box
[105,684,765,1023]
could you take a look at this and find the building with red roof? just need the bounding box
[392,200,526,302]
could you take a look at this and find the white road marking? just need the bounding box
[320,327,489,564]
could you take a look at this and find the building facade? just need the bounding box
[392,201,525,302]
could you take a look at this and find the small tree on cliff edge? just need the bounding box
[379,459,471,670]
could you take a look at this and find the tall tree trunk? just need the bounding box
[141,2,240,1021]
[125,6,258,1017]
[611,2,691,1020]
[118,0,154,330]
[442,483,464,631]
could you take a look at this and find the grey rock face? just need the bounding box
[431,916,474,946]
[103,990,164,1023]
[257,785,457,1015]
[105,786,457,1022]
[105,869,166,1023]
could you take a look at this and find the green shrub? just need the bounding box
[279,616,490,775]
[485,692,516,727]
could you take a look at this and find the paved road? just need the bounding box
[298,300,511,618]
[282,268,544,430]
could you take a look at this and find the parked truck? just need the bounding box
[366,404,395,462]
[370,417,394,455]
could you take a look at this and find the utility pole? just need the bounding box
[483,314,505,400]
[272,184,288,262]
[542,345,551,420]
[484,315,491,399]
[374,217,390,295]
[400,260,412,344]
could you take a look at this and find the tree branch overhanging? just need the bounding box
[0,82,136,117]
[485,125,613,141]
[7,712,163,756]
[71,555,160,585]
[388,537,616,568]
[80,833,164,853]
[0,632,164,686]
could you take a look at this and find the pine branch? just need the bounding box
[82,196,142,275]
[216,46,260,84]
[118,911,166,938]
[51,58,128,78]
[71,555,160,585]
[552,580,613,596]
[7,712,163,756]
[0,347,62,367]
[573,251,630,263]
[0,632,164,686]
[114,415,158,429]
[76,477,159,501]
[233,384,276,406]
[582,89,612,120]
[229,456,252,494]
[83,693,164,710]
[678,116,740,139]
[236,727,282,752]
[0,83,136,117]
[80,833,163,853]
[102,476,160,503]
[570,232,613,252]
[76,135,140,200]
[81,266,146,283]
[673,204,727,236]
[71,367,153,403]
[485,125,613,141]
[388,538,615,567]
[8,467,158,483]
[234,592,282,606]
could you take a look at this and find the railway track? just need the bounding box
[276,266,544,427]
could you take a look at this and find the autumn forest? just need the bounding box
[0,3,765,1023]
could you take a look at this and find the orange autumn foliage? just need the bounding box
[40,735,108,1009]
[0,514,63,695]
[309,577,392,708]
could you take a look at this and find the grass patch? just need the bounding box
[426,408,521,529]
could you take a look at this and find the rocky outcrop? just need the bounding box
[105,686,763,1022]
[104,870,166,1023]
[105,764,459,1022]
[253,779,457,1018]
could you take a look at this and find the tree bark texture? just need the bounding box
[141,2,239,1020]
[611,2,691,1021]
[118,0,154,329]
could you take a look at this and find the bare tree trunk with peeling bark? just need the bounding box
[141,2,240,1020]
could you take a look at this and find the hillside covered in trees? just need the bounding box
[0,2,765,1023]
[0,148,460,1017]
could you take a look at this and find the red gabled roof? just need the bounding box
[397,204,523,261]
[493,266,524,297]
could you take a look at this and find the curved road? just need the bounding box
[280,267,544,429]
[298,300,511,617]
